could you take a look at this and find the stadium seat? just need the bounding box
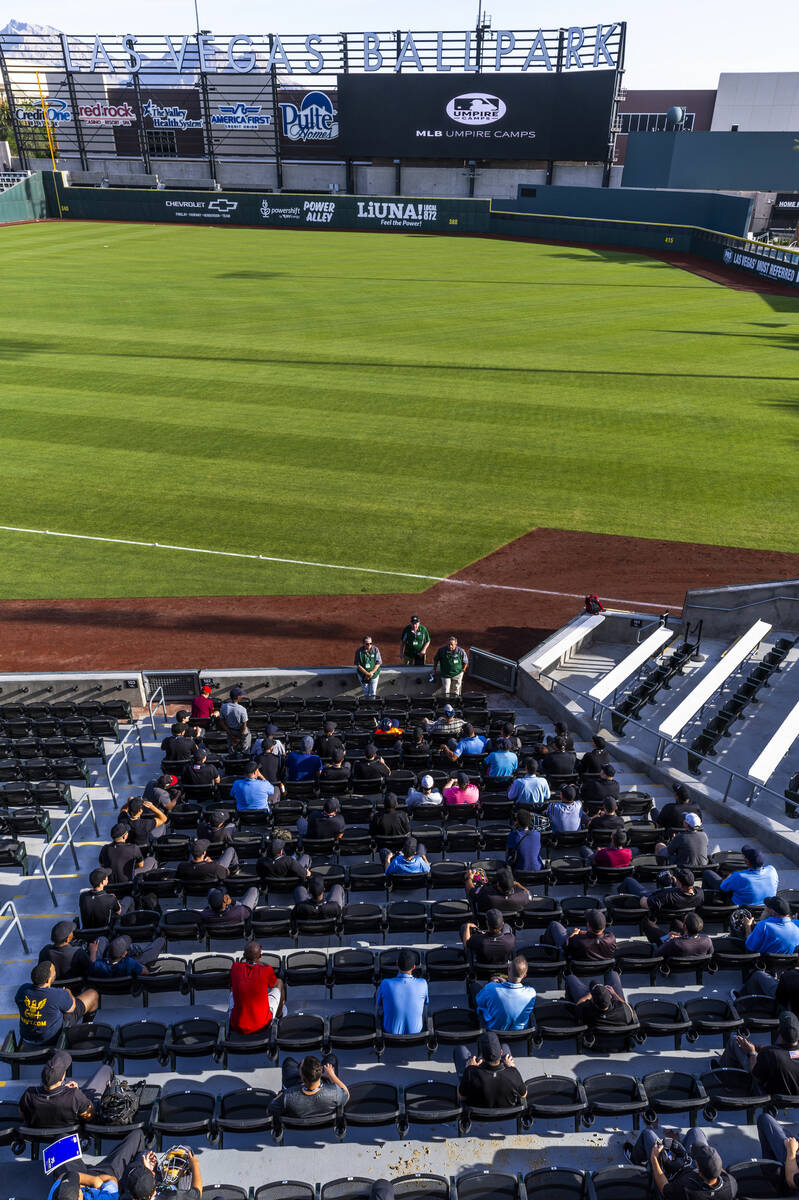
[150,1089,216,1149]
[524,1167,590,1200]
[524,1075,588,1132]
[213,1087,275,1147]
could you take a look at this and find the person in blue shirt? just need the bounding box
[453,725,489,760]
[382,836,430,875]
[507,759,550,808]
[46,1128,194,1200]
[484,738,518,778]
[506,809,542,872]
[89,935,165,981]
[475,956,536,1031]
[702,844,779,905]
[375,948,429,1035]
[741,896,799,954]
[230,762,274,812]
[285,736,323,782]
[546,785,583,832]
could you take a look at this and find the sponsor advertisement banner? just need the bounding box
[337,71,616,160]
[277,89,340,157]
[720,243,799,286]
[773,193,799,213]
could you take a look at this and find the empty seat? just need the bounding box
[524,1075,587,1132]
[344,1081,401,1133]
[150,1089,216,1150]
[592,1166,651,1200]
[164,1018,221,1067]
[726,1159,786,1199]
[582,1073,648,1129]
[701,1067,771,1123]
[454,1170,521,1200]
[634,999,691,1049]
[642,1071,708,1126]
[214,1087,275,1147]
[524,1167,590,1200]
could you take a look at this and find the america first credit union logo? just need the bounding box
[446,93,507,125]
[212,103,272,130]
[279,91,338,142]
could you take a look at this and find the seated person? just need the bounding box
[642,911,713,959]
[581,829,633,869]
[627,1127,736,1200]
[620,866,704,914]
[467,865,531,915]
[452,724,489,760]
[655,812,709,869]
[258,836,311,882]
[256,737,284,787]
[353,744,392,781]
[653,782,703,831]
[443,772,480,809]
[401,727,432,759]
[99,824,156,883]
[541,908,616,961]
[406,774,443,809]
[703,844,780,905]
[314,720,345,759]
[506,809,542,872]
[16,962,99,1047]
[475,956,536,1031]
[580,763,620,807]
[375,948,429,1035]
[462,907,516,965]
[143,772,182,813]
[229,941,285,1034]
[484,737,518,778]
[756,1111,799,1191]
[197,807,237,850]
[269,1053,349,1121]
[373,716,404,748]
[454,1031,527,1109]
[507,758,550,808]
[292,872,345,921]
[181,748,221,790]
[19,1048,112,1127]
[565,970,635,1028]
[200,885,259,927]
[584,794,625,833]
[540,736,577,778]
[720,1010,799,1096]
[302,797,346,842]
[370,793,411,841]
[118,796,168,846]
[546,785,583,832]
[382,836,430,875]
[48,1133,189,1200]
[739,896,799,954]
[578,734,611,776]
[39,921,98,981]
[230,761,274,812]
[285,736,323,782]
[80,868,134,926]
[160,723,195,765]
[89,934,165,980]
[176,837,234,882]
[318,748,351,783]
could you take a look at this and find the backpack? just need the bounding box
[585,595,605,615]
[98,1076,144,1125]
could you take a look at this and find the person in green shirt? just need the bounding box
[434,636,469,697]
[400,615,431,665]
[354,635,382,697]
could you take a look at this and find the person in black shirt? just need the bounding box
[292,872,345,921]
[304,798,346,842]
[402,726,432,758]
[580,764,621,807]
[454,1031,527,1109]
[256,738,286,790]
[353,744,391,782]
[181,749,221,789]
[541,737,577,778]
[626,1128,737,1200]
[80,868,134,926]
[565,971,634,1028]
[315,721,345,760]
[39,921,100,981]
[370,793,410,841]
[176,838,233,883]
[643,912,713,959]
[645,870,704,920]
[584,794,625,833]
[318,749,352,783]
[118,796,168,846]
[468,866,531,916]
[462,908,516,965]
[160,724,195,765]
[200,886,258,927]
[259,837,311,882]
[719,1011,799,1096]
[19,1048,112,1127]
[542,908,616,961]
[99,825,156,883]
[578,735,611,776]
[654,783,704,833]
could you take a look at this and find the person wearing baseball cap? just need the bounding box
[719,1009,799,1103]
[737,895,799,955]
[626,1125,733,1199]
[702,843,780,905]
[19,1046,113,1128]
[406,772,444,810]
[190,683,217,724]
[219,687,252,754]
[80,867,134,927]
[354,635,382,698]
[433,635,469,698]
[399,615,430,665]
[454,1029,526,1109]
[38,920,98,981]
[655,809,709,871]
[422,704,466,742]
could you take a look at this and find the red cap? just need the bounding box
[167,774,179,787]
[201,685,212,694]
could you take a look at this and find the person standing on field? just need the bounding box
[354,635,382,698]
[434,636,469,697]
[400,616,431,665]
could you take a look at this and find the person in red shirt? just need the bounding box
[191,686,218,723]
[580,829,633,870]
[229,941,285,1034]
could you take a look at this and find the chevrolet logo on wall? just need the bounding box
[207,199,238,214]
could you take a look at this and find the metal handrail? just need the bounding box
[118,720,146,763]
[539,671,787,809]
[0,900,29,953]
[685,595,799,615]
[39,793,98,906]
[106,742,132,806]
[148,685,167,735]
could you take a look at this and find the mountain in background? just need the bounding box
[1,19,62,37]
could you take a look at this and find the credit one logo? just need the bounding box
[279,91,338,142]
[446,93,506,124]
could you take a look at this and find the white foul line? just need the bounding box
[0,523,680,611]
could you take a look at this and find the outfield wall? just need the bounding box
[8,172,799,292]
[0,171,50,223]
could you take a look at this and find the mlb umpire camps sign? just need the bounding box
[338,72,616,160]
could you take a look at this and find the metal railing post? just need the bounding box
[148,685,166,735]
[39,793,97,906]
[0,901,29,954]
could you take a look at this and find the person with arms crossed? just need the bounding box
[354,635,382,698]
[400,616,430,665]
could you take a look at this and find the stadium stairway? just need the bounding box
[0,698,796,1198]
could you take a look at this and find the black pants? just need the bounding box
[65,1128,146,1183]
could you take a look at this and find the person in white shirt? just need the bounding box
[407,774,443,810]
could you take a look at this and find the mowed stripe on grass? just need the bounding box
[1,220,798,600]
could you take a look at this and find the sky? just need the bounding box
[4,0,799,90]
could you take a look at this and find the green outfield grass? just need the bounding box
[1,219,798,600]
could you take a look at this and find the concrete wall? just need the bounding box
[712,72,799,132]
[682,580,799,637]
[0,671,146,705]
[198,666,443,703]
[623,131,799,192]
